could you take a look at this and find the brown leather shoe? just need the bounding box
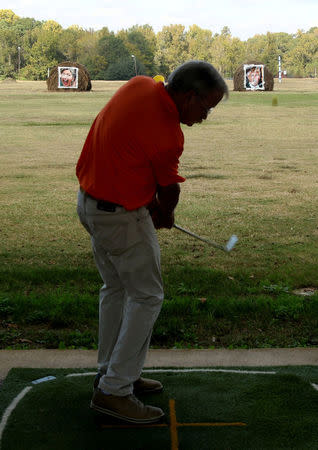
[133,377,163,395]
[93,374,163,394]
[90,389,164,423]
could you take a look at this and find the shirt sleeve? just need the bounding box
[151,147,186,186]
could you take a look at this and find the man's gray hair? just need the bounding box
[167,60,229,99]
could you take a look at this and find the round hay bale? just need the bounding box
[47,61,92,92]
[233,61,274,91]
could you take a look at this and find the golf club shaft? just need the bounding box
[173,224,226,251]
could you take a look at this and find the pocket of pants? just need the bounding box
[77,205,92,235]
[89,211,143,256]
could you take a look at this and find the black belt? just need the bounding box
[80,187,123,212]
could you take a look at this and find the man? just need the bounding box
[76,60,228,424]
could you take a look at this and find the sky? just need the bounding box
[4,0,318,40]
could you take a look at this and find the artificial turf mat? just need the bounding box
[1,366,318,450]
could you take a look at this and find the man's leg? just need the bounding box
[78,191,163,393]
[77,190,127,376]
[95,259,127,376]
[94,207,164,396]
[79,196,164,421]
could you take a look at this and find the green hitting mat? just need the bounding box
[1,366,318,450]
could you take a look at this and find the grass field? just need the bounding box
[0,78,317,349]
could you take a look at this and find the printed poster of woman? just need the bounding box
[58,67,78,88]
[244,65,265,90]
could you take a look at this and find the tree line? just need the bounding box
[1,9,317,81]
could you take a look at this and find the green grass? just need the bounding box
[1,367,318,449]
[1,265,317,349]
[0,79,317,349]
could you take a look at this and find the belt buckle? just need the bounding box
[97,200,117,212]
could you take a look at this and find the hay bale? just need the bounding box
[233,61,274,91]
[47,61,91,92]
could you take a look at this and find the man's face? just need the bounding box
[179,89,224,126]
[61,69,74,87]
[248,68,260,86]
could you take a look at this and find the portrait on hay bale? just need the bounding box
[47,61,92,92]
[58,67,78,89]
[244,64,264,90]
[234,61,274,91]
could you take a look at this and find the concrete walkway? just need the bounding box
[1,348,317,381]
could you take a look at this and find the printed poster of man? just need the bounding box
[58,67,78,88]
[244,64,265,90]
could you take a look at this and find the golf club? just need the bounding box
[173,224,238,253]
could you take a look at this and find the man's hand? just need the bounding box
[151,208,175,229]
[148,183,180,229]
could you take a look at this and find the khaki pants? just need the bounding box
[77,190,164,396]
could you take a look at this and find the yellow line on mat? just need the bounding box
[178,422,247,427]
[169,399,179,450]
[100,398,247,450]
[101,423,167,429]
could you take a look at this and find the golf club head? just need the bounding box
[225,235,238,252]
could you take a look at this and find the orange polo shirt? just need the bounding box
[76,76,185,210]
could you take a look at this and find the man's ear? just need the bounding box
[181,89,196,107]
[168,89,195,116]
[184,90,196,100]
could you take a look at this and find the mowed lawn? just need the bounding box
[0,78,317,349]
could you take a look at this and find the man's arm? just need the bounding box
[150,183,180,229]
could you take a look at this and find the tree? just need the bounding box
[97,29,130,63]
[210,27,232,76]
[15,18,43,74]
[118,25,157,75]
[1,10,317,81]
[0,12,44,78]
[0,11,20,77]
[220,26,231,37]
[76,29,106,79]
[225,37,246,77]
[284,30,318,77]
[262,32,279,74]
[155,25,188,76]
[20,20,65,80]
[0,9,19,24]
[305,28,318,77]
[274,32,295,56]
[96,30,130,78]
[186,25,214,61]
[105,56,146,80]
[60,25,85,61]
[245,34,267,62]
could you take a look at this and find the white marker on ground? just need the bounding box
[0,386,33,443]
